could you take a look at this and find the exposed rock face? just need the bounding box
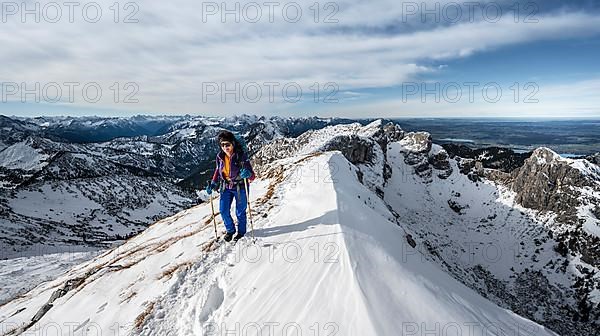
[395,132,454,182]
[510,148,594,225]
[592,206,600,220]
[398,132,432,154]
[587,153,600,166]
[336,121,405,161]
[376,122,405,151]
[428,149,450,170]
[428,148,453,179]
[495,147,600,270]
[462,159,484,182]
[388,141,600,336]
[245,121,286,155]
[250,137,299,174]
[321,135,375,164]
[398,132,433,181]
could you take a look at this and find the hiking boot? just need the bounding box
[223,232,234,242]
[233,233,245,241]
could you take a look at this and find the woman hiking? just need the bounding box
[206,131,255,242]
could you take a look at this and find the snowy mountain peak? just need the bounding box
[523,146,600,181]
[530,147,563,165]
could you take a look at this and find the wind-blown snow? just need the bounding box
[0,152,557,336]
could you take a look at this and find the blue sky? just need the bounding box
[1,0,600,118]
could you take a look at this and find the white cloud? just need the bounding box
[1,1,599,116]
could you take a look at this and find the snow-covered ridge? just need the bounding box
[0,152,557,336]
[253,120,599,335]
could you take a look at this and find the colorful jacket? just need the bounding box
[211,150,256,190]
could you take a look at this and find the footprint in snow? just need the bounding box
[197,282,225,324]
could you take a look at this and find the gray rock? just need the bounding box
[510,148,593,225]
[321,135,375,164]
[398,132,432,154]
[428,148,453,179]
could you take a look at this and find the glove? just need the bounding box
[240,168,252,179]
[206,181,218,195]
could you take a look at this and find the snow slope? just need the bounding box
[0,140,50,172]
[0,152,557,336]
[0,252,100,306]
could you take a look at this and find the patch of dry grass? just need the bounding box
[134,301,156,329]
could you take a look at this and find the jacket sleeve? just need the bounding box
[241,153,256,182]
[211,157,219,183]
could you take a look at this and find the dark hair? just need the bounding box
[218,130,235,144]
[217,130,241,153]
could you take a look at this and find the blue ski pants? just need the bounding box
[220,187,248,235]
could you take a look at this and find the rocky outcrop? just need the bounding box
[428,147,453,179]
[396,133,454,182]
[398,132,431,154]
[324,121,404,164]
[510,148,595,225]
[398,132,433,181]
[586,153,600,166]
[252,121,405,198]
[447,199,468,214]
[592,206,600,220]
[321,135,375,164]
[495,147,600,270]
[372,122,405,153]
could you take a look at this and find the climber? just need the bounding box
[205,130,255,242]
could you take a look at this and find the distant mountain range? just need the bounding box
[0,115,358,259]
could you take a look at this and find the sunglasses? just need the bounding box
[220,142,233,148]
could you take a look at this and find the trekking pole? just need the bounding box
[243,178,255,243]
[208,184,218,240]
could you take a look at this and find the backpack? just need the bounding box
[233,133,249,157]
